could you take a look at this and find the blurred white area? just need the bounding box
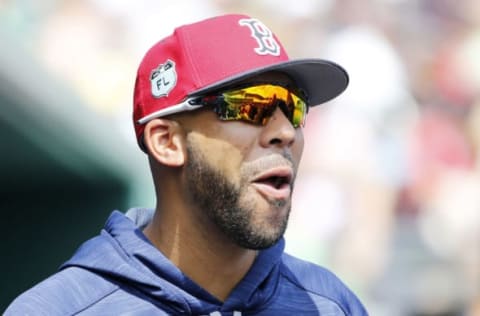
[1,0,479,314]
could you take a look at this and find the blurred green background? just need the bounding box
[0,17,154,309]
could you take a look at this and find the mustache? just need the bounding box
[241,152,296,180]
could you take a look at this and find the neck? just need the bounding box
[143,204,257,301]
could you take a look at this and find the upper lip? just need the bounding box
[251,166,294,186]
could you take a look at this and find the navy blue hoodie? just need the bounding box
[6,208,368,315]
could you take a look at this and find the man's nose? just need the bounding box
[260,107,297,148]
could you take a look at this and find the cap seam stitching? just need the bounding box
[177,28,202,93]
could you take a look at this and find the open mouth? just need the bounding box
[255,175,291,189]
[251,168,293,200]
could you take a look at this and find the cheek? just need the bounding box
[294,131,305,163]
[186,131,246,182]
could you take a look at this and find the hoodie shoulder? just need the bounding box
[280,253,368,316]
[5,266,119,316]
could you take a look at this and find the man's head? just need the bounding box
[133,14,348,150]
[133,14,348,249]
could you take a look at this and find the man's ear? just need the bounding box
[143,119,186,167]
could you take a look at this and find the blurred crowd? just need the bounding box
[1,0,479,315]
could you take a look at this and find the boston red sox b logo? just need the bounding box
[239,18,281,56]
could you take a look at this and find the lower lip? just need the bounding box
[251,183,291,200]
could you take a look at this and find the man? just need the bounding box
[6,14,368,315]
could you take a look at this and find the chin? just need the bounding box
[254,207,290,240]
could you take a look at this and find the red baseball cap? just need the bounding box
[133,14,348,149]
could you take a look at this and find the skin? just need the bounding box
[142,72,305,301]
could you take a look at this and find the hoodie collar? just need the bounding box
[62,209,284,314]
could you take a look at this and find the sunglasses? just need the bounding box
[138,84,309,128]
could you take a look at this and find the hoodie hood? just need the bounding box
[61,209,285,315]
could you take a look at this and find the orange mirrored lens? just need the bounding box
[212,85,307,127]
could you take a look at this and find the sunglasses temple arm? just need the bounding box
[137,98,203,124]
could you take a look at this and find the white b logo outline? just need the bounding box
[239,18,281,56]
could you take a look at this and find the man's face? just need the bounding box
[181,72,305,250]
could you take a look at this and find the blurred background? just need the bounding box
[1,0,479,314]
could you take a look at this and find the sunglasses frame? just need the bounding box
[198,83,309,128]
[137,82,309,126]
